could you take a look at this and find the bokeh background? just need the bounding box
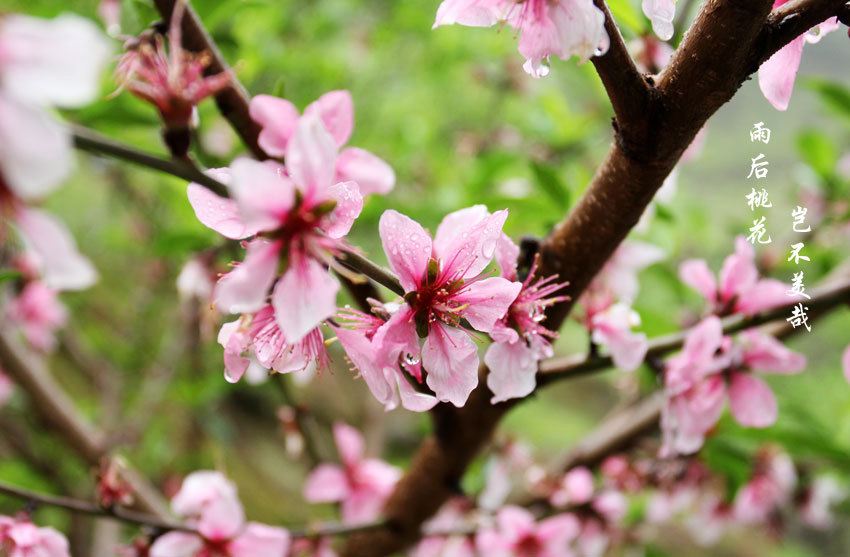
[2,0,850,555]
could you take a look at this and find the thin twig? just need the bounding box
[72,126,228,197]
[538,278,850,385]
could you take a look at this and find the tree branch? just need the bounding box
[0,328,170,518]
[538,278,850,385]
[72,126,229,197]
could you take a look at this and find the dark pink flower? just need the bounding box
[116,2,230,128]
[376,206,522,406]
[0,515,70,557]
[734,449,796,524]
[6,281,67,352]
[477,506,579,557]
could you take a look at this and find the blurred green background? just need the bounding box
[2,0,850,555]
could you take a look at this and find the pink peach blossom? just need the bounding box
[250,90,395,196]
[189,115,364,343]
[333,306,438,413]
[581,240,665,318]
[642,0,676,41]
[758,1,840,111]
[799,476,845,529]
[476,506,580,557]
[433,0,609,77]
[679,236,789,316]
[661,318,806,456]
[734,449,796,524]
[6,281,67,352]
[550,467,595,507]
[116,2,230,128]
[0,516,70,557]
[412,498,475,557]
[485,235,567,402]
[590,303,649,372]
[377,206,522,406]
[149,471,290,557]
[218,306,328,383]
[304,423,401,524]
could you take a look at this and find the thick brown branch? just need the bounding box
[151,0,267,159]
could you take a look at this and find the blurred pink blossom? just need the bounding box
[0,515,70,557]
[590,303,649,372]
[304,423,401,524]
[734,449,797,524]
[476,506,579,557]
[6,281,67,352]
[550,467,595,507]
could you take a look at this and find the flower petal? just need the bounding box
[15,208,97,291]
[336,147,395,196]
[843,345,850,385]
[334,422,365,466]
[433,0,508,27]
[214,239,279,314]
[324,180,363,239]
[379,210,432,292]
[0,14,111,107]
[304,464,350,502]
[494,233,519,281]
[249,94,300,157]
[187,178,258,240]
[679,259,717,303]
[149,532,204,557]
[422,323,479,407]
[642,0,675,41]
[485,340,537,403]
[304,90,354,147]
[229,159,295,232]
[229,523,291,557]
[0,94,72,199]
[272,253,339,343]
[286,114,338,201]
[453,277,521,333]
[740,331,806,375]
[728,372,778,428]
[434,207,507,280]
[758,35,805,111]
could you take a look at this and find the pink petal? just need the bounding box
[171,471,245,541]
[272,254,339,343]
[394,370,439,412]
[286,114,338,201]
[484,340,538,403]
[495,506,535,541]
[0,94,72,199]
[356,459,402,496]
[560,467,595,505]
[217,321,250,383]
[379,210,432,292]
[15,207,97,291]
[679,259,717,303]
[229,523,291,557]
[187,181,256,240]
[324,180,363,239]
[758,36,805,111]
[494,233,519,281]
[740,331,806,374]
[149,532,203,557]
[718,237,758,303]
[682,316,725,365]
[591,304,648,372]
[642,0,675,41]
[334,422,365,466]
[728,372,778,428]
[434,207,507,280]
[304,464,350,502]
[335,327,395,407]
[433,0,508,27]
[229,159,295,232]
[341,489,387,525]
[215,239,279,314]
[736,279,790,315]
[336,147,395,196]
[304,90,354,147]
[0,14,111,108]
[538,513,580,549]
[453,277,521,333]
[249,94,300,157]
[422,323,479,407]
[843,346,850,385]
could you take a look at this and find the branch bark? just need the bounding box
[0,328,170,518]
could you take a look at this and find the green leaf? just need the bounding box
[530,161,571,212]
[803,78,850,121]
[0,270,21,284]
[796,129,838,178]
